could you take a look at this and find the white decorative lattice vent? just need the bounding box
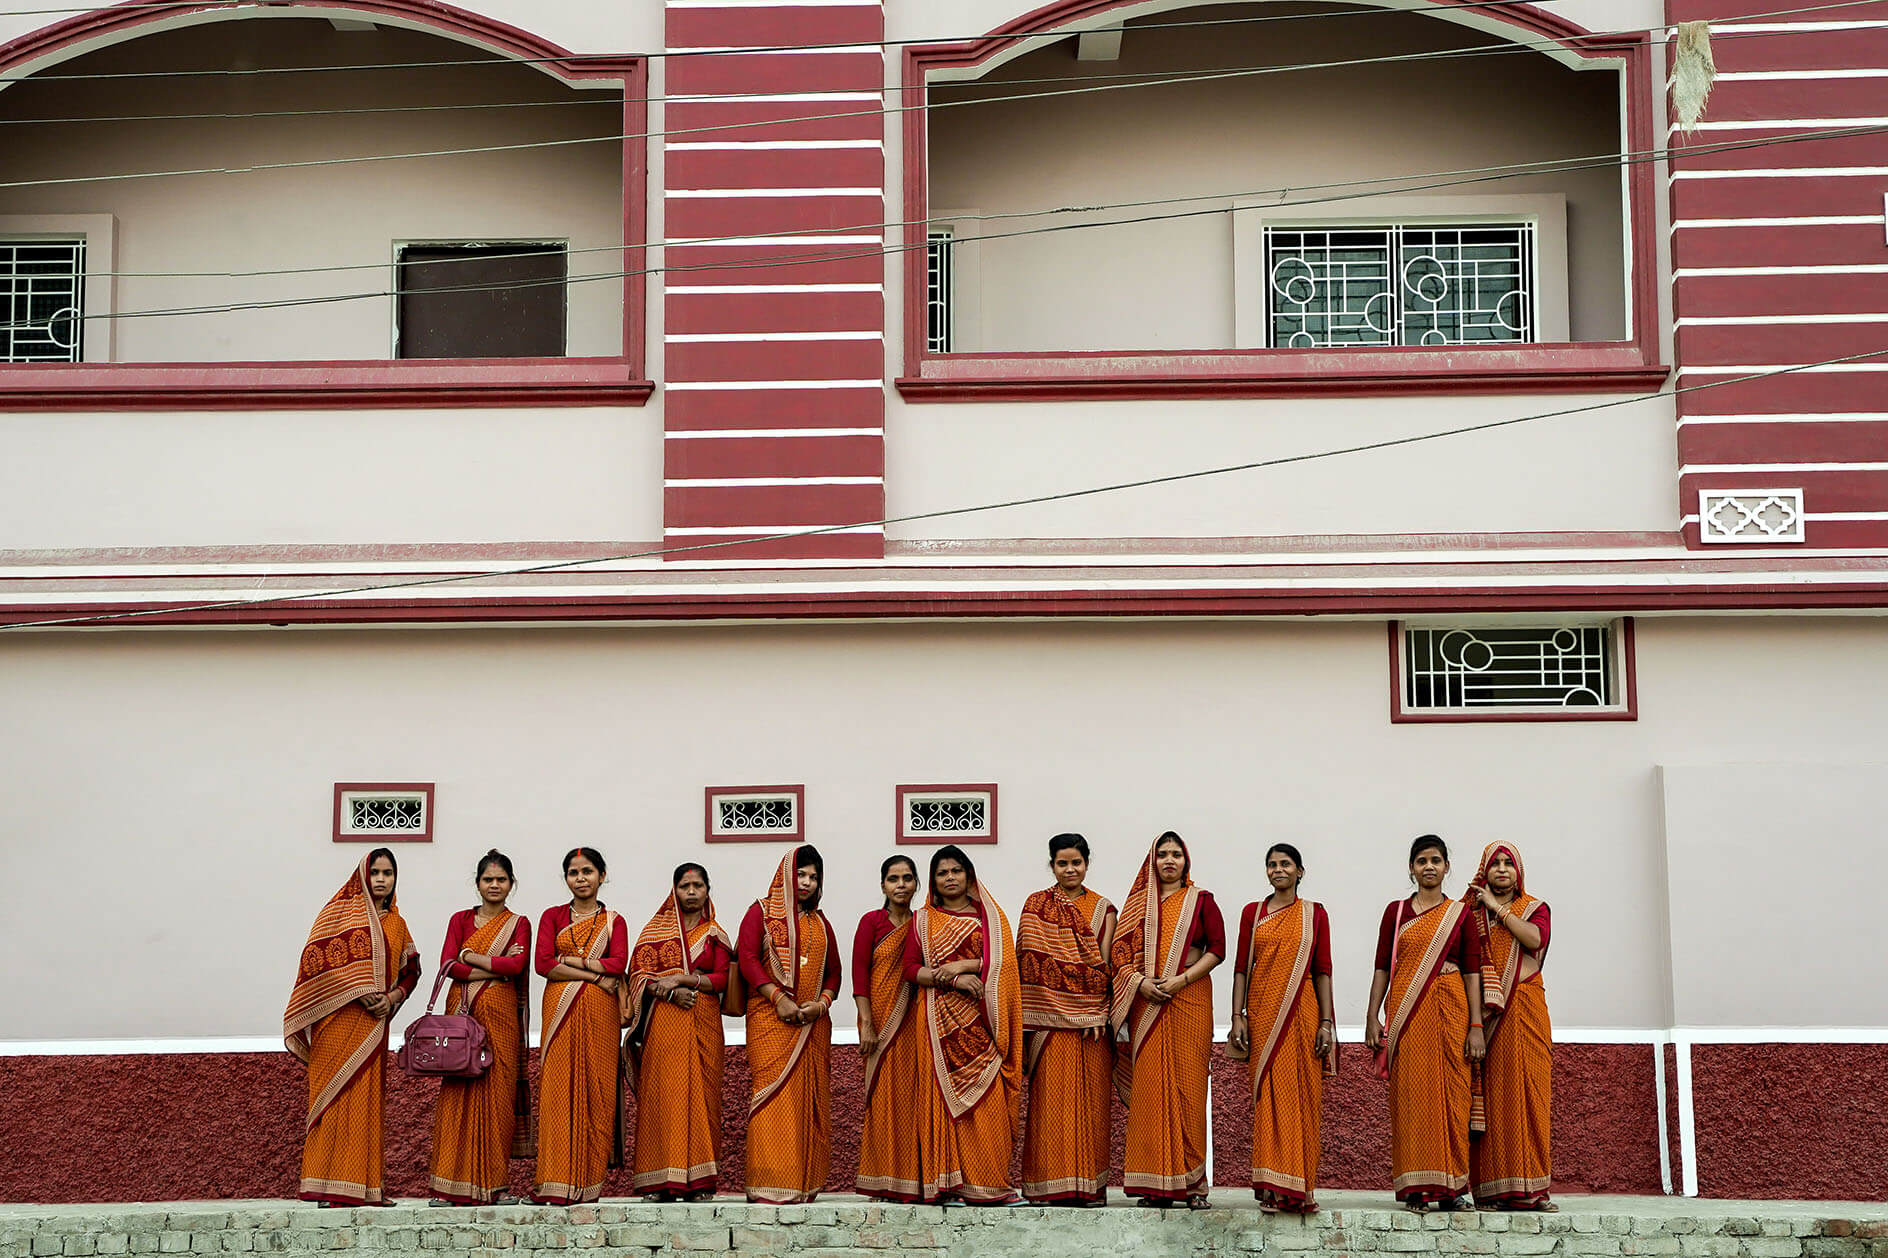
[333,784,433,842]
[898,785,997,843]
[1400,624,1622,712]
[706,786,803,842]
[1699,489,1805,544]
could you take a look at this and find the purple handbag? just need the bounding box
[396,969,494,1079]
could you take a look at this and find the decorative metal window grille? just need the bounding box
[350,796,427,833]
[1266,223,1534,348]
[1402,624,1617,711]
[926,228,954,353]
[1699,489,1806,544]
[2,238,85,363]
[715,794,797,833]
[898,786,996,842]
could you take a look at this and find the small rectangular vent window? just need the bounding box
[1266,223,1534,348]
[926,228,954,353]
[3,238,85,363]
[706,786,804,842]
[1402,624,1617,711]
[397,242,566,359]
[1699,489,1805,543]
[333,784,434,842]
[898,785,997,844]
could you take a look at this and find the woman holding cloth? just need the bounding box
[1017,833,1116,1205]
[1112,831,1224,1210]
[625,862,734,1201]
[1365,834,1485,1212]
[428,849,532,1204]
[1228,843,1335,1214]
[285,848,420,1206]
[853,855,924,1201]
[902,844,1023,1204]
[1467,842,1555,1212]
[533,847,629,1205]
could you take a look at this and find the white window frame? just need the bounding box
[705,785,805,843]
[1231,195,1569,350]
[923,209,982,354]
[897,784,998,844]
[0,214,117,363]
[1392,617,1634,722]
[333,784,434,842]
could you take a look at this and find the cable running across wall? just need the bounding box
[5,346,1887,632]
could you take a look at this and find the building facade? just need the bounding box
[1,0,1885,1204]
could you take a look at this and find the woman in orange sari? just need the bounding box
[902,844,1022,1204]
[428,849,532,1204]
[1467,842,1555,1211]
[1018,833,1116,1205]
[1113,831,1224,1210]
[1365,834,1485,1212]
[625,862,734,1201]
[1228,843,1335,1214]
[854,854,923,1201]
[533,846,629,1205]
[738,845,841,1203]
[285,848,420,1206]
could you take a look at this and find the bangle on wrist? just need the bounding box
[1470,1022,1483,1028]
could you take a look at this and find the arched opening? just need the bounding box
[0,10,631,368]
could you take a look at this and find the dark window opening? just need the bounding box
[396,243,566,359]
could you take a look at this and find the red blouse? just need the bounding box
[736,902,842,999]
[851,907,907,997]
[533,904,629,978]
[688,931,735,994]
[1179,890,1228,960]
[1233,900,1333,977]
[1373,898,1482,973]
[440,908,533,982]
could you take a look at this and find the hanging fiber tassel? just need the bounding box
[1671,20,1717,135]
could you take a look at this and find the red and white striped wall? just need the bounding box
[662,0,887,562]
[1669,0,1888,549]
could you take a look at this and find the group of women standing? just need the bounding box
[284,831,1553,1214]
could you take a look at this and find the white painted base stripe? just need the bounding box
[1654,1042,1672,1196]
[667,234,882,246]
[1673,216,1883,228]
[1679,412,1888,424]
[665,476,881,486]
[1674,167,1888,180]
[1678,313,1888,325]
[1683,462,1888,473]
[1672,117,1888,131]
[1715,69,1888,80]
[664,379,881,390]
[667,525,885,535]
[668,283,880,293]
[1680,362,1888,374]
[666,427,882,438]
[666,331,880,342]
[1675,1041,1699,1198]
[669,92,879,103]
[665,187,882,198]
[1679,263,1888,275]
[667,140,882,150]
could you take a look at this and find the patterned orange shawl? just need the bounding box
[1109,838,1200,1050]
[1467,842,1546,1024]
[749,848,827,1112]
[284,855,416,1062]
[861,913,916,1101]
[1017,886,1113,1033]
[916,881,1021,1118]
[623,889,731,1044]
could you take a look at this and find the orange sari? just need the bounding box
[1381,897,1473,1206]
[908,884,1022,1203]
[1468,843,1553,1208]
[428,909,530,1203]
[626,891,732,1197]
[742,851,835,1204]
[855,911,923,1201]
[1230,899,1335,1209]
[284,857,420,1206]
[534,906,625,1205]
[1017,886,1114,1203]
[1112,844,1217,1203]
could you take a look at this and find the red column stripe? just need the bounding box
[665,389,884,431]
[665,483,886,527]
[666,147,884,190]
[666,435,885,478]
[1679,419,1888,464]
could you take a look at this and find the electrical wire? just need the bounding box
[1,119,1877,333]
[4,346,1884,633]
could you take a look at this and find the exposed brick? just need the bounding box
[1495,1235,1560,1255]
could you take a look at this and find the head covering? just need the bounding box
[1466,841,1542,1019]
[284,854,399,1061]
[624,880,731,1042]
[755,846,814,991]
[1108,833,1196,1034]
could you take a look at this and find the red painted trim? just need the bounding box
[895,783,998,846]
[1387,618,1639,723]
[0,0,648,408]
[900,2,1662,395]
[331,782,435,844]
[0,360,652,411]
[704,784,806,844]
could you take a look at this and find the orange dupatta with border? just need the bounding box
[1226,898,1338,1085]
[1017,887,1112,1073]
[861,914,916,1101]
[748,850,826,1113]
[1109,842,1200,1103]
[915,883,1021,1119]
[623,888,732,1072]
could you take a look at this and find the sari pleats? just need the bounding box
[429,948,525,1202]
[300,1001,392,1205]
[1021,1030,1113,1202]
[744,912,831,1204]
[1389,976,1472,1204]
[914,1052,1016,1202]
[1474,975,1553,1205]
[633,992,725,1194]
[857,923,925,1202]
[1121,893,1211,1202]
[535,915,623,1206]
[1251,980,1322,1206]
[910,905,1020,1203]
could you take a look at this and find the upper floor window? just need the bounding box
[1391,620,1636,722]
[926,228,956,353]
[2,238,84,363]
[1266,222,1535,349]
[396,243,568,359]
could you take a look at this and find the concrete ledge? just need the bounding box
[3,1195,1886,1258]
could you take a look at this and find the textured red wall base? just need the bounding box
[1,1042,1864,1203]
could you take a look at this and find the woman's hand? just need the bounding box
[1364,1019,1383,1052]
[1466,1026,1486,1063]
[1155,975,1188,997]
[652,976,677,997]
[671,988,698,1010]
[774,993,800,1024]
[1474,885,1500,911]
[859,1021,879,1057]
[1228,1013,1249,1055]
[1140,976,1171,1003]
[955,975,984,1001]
[1082,1025,1106,1041]
[1314,1022,1334,1058]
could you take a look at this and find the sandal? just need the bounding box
[1535,1201,1560,1213]
[1187,1195,1212,1211]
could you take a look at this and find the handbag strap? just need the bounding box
[422,965,454,1016]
